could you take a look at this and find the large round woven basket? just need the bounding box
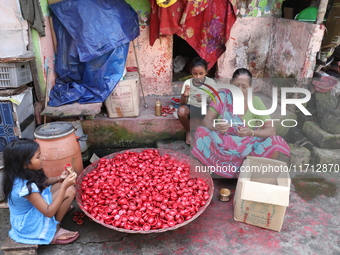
[76,148,214,234]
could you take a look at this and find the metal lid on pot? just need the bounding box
[34,122,75,140]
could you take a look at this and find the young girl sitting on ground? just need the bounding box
[178,57,217,145]
[3,138,79,245]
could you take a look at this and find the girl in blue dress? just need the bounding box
[3,138,79,245]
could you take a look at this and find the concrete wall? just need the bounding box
[29,0,56,102]
[125,27,173,96]
[265,19,325,79]
[216,17,272,90]
[0,0,31,58]
[216,17,325,96]
[217,17,325,80]
[261,18,325,98]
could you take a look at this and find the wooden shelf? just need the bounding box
[41,102,102,118]
[0,57,35,63]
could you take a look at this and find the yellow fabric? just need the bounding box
[156,0,177,8]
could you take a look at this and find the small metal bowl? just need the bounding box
[219,188,231,202]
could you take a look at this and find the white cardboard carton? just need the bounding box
[233,156,290,232]
[105,72,139,118]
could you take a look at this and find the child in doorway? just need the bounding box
[2,138,79,245]
[178,57,217,145]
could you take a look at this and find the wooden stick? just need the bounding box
[132,40,148,108]
[43,67,50,124]
[316,0,329,24]
[49,17,57,53]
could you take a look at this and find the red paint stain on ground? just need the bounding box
[304,226,318,236]
[173,247,185,254]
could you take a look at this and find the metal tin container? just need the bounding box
[219,188,231,202]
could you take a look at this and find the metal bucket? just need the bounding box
[67,120,88,153]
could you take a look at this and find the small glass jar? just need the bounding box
[155,99,162,116]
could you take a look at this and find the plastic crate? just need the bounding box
[0,62,32,88]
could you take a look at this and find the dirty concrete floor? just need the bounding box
[1,143,340,255]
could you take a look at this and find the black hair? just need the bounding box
[3,138,47,202]
[190,57,208,72]
[232,68,252,81]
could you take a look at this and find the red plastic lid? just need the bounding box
[312,76,338,92]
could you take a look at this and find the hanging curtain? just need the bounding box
[149,0,237,69]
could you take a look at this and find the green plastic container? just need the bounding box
[295,6,318,22]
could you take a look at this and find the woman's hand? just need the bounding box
[236,121,276,138]
[237,127,253,137]
[214,123,230,134]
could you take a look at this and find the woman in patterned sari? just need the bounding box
[192,68,290,178]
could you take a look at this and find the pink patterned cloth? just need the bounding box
[191,89,290,178]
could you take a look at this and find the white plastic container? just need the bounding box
[0,62,32,88]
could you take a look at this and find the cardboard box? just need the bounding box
[105,72,139,118]
[233,156,290,232]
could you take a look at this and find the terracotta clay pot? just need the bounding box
[34,122,83,177]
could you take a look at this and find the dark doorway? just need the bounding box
[282,0,334,19]
[172,34,216,82]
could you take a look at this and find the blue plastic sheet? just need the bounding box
[48,0,139,107]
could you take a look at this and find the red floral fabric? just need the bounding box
[149,0,236,69]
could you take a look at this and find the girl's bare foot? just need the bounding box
[186,132,191,145]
